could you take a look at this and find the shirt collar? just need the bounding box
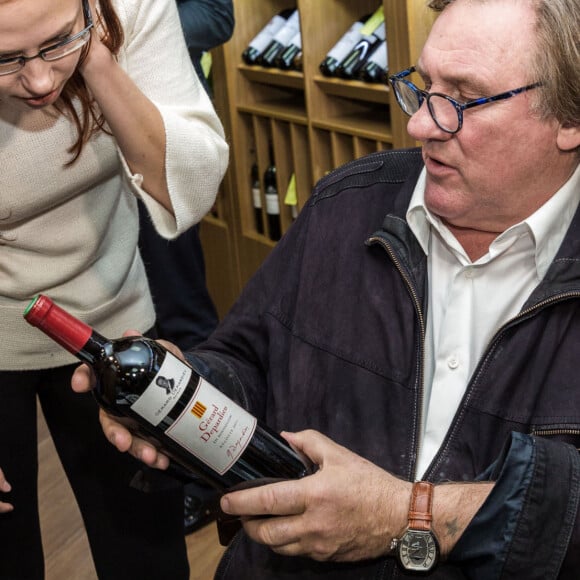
[406,164,580,278]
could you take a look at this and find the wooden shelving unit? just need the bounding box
[201,0,435,315]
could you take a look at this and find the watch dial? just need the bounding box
[399,530,438,572]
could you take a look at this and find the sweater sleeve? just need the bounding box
[448,432,580,579]
[114,0,229,238]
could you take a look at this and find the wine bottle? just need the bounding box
[264,144,281,241]
[258,9,300,68]
[24,295,313,491]
[275,30,301,70]
[241,8,295,65]
[291,49,303,72]
[359,39,388,83]
[336,10,386,79]
[318,14,369,77]
[251,162,264,234]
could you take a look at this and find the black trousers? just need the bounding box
[0,365,189,580]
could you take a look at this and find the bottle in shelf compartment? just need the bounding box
[241,8,295,65]
[319,13,370,77]
[264,144,281,242]
[258,9,300,68]
[359,39,388,83]
[24,295,314,492]
[251,162,264,235]
[275,30,301,71]
[336,8,386,79]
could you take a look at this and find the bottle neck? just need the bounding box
[23,294,109,365]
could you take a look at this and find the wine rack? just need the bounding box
[200,0,435,315]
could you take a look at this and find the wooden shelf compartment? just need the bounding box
[235,112,311,242]
[310,127,392,181]
[237,97,308,125]
[311,107,392,142]
[239,64,305,91]
[313,75,390,106]
[199,0,436,315]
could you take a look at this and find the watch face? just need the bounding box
[398,530,439,572]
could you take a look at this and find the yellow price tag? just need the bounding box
[201,52,212,79]
[284,173,297,206]
[360,6,385,36]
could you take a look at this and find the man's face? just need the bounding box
[407,0,579,235]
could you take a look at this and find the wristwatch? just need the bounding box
[390,481,440,573]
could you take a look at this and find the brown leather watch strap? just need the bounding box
[408,481,434,532]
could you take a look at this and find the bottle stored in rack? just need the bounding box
[241,8,295,65]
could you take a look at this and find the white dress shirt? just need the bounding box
[406,165,580,479]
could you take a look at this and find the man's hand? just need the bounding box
[69,330,182,470]
[220,429,411,562]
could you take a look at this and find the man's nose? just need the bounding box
[406,101,451,142]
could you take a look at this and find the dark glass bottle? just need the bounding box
[258,9,300,68]
[318,14,369,77]
[359,39,388,83]
[241,8,295,65]
[251,162,264,234]
[291,49,303,72]
[336,21,386,79]
[264,145,281,241]
[275,30,301,70]
[24,295,313,491]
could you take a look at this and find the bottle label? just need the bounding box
[287,31,302,50]
[360,6,385,36]
[131,353,257,475]
[366,39,388,68]
[327,22,364,61]
[249,15,287,53]
[266,188,280,214]
[272,10,300,44]
[252,186,262,208]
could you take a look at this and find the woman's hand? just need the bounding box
[0,467,14,514]
[79,0,117,73]
[76,1,171,209]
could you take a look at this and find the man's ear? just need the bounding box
[557,122,580,152]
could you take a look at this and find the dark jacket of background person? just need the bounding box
[177,0,235,93]
[188,150,580,579]
[139,0,234,352]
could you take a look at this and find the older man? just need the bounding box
[73,0,580,578]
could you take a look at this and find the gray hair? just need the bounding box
[427,0,580,126]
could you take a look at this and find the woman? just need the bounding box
[0,0,228,577]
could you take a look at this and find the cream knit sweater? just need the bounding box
[0,0,229,370]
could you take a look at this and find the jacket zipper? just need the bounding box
[426,290,580,478]
[530,429,580,452]
[530,428,580,437]
[367,234,426,481]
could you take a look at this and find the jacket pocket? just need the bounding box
[530,423,580,451]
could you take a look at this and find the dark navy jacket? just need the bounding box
[187,149,580,579]
[176,0,234,93]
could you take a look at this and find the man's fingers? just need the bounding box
[221,477,307,517]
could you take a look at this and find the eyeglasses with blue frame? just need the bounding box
[0,0,93,76]
[389,66,542,134]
